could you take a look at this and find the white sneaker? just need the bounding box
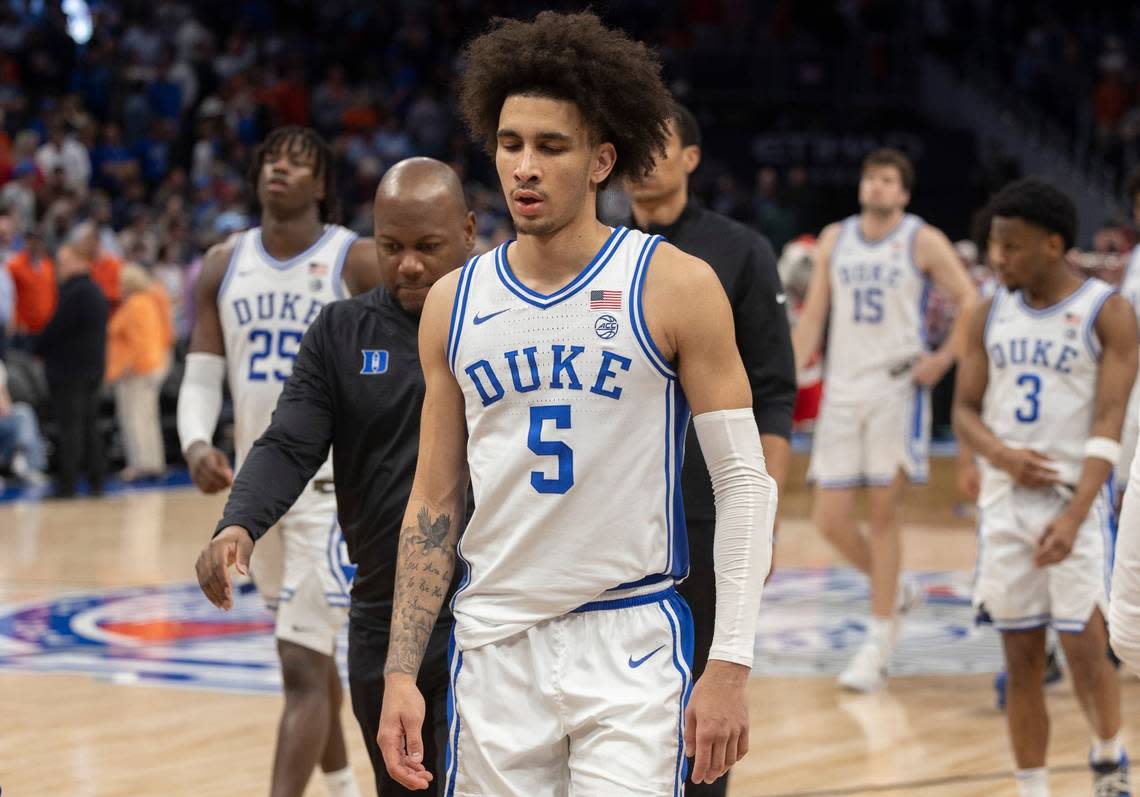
[839,641,887,693]
[11,452,48,487]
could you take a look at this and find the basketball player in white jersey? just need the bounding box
[955,178,1135,797]
[792,148,977,691]
[376,12,775,796]
[177,127,381,797]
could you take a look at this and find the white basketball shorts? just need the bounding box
[974,482,1115,633]
[807,382,930,489]
[444,583,694,797]
[248,485,354,656]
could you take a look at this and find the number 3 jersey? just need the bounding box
[980,278,1115,501]
[448,226,689,650]
[826,213,928,402]
[218,224,357,474]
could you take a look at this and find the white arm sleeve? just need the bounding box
[1111,433,1140,676]
[177,352,226,456]
[693,407,777,669]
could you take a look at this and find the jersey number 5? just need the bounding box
[528,405,574,494]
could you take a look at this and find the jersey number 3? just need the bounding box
[248,328,303,382]
[528,405,574,494]
[1015,373,1041,423]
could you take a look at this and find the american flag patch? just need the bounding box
[590,289,622,310]
[309,261,328,276]
[1065,311,1081,325]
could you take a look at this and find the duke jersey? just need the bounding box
[218,224,357,471]
[980,278,1115,500]
[826,213,929,401]
[447,226,689,650]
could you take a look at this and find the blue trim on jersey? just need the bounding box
[446,256,479,374]
[216,231,245,304]
[659,595,694,796]
[629,234,676,379]
[1099,482,1115,597]
[494,226,628,309]
[983,288,1004,342]
[1014,277,1094,318]
[669,381,691,580]
[990,613,1051,631]
[1083,284,1113,361]
[444,631,462,797]
[852,213,909,248]
[917,274,932,346]
[573,585,677,613]
[1054,618,1092,633]
[449,534,474,614]
[905,215,925,280]
[254,224,338,270]
[331,232,358,300]
[608,573,674,592]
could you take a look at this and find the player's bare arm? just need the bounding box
[790,221,840,373]
[342,237,384,296]
[379,269,468,791]
[913,224,977,387]
[644,242,774,784]
[180,241,235,493]
[1036,294,1138,566]
[952,297,1059,489]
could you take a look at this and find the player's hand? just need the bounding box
[957,457,980,500]
[911,351,952,388]
[994,446,1060,489]
[185,441,233,493]
[684,659,750,784]
[1034,509,1083,567]
[195,526,254,610]
[379,674,432,790]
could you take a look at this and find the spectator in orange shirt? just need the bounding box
[74,221,122,308]
[7,227,56,341]
[106,262,173,480]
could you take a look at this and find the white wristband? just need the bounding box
[1085,436,1122,465]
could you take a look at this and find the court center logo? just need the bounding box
[594,314,619,340]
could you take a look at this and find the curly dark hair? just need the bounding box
[862,148,914,192]
[458,11,672,187]
[984,177,1077,250]
[248,126,340,223]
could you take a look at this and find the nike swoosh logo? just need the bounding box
[628,645,666,668]
[472,309,509,325]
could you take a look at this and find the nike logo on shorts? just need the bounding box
[628,645,666,668]
[473,309,509,325]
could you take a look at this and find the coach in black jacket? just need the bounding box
[35,242,109,497]
[194,158,475,796]
[625,103,797,797]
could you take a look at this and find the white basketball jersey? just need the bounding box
[825,213,929,401]
[218,224,357,472]
[1118,246,1140,323]
[980,278,1115,500]
[448,227,688,650]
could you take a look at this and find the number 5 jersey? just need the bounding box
[447,226,691,650]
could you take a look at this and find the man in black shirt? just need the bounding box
[625,102,796,797]
[195,157,475,796]
[36,242,109,497]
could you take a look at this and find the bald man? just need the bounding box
[196,157,477,796]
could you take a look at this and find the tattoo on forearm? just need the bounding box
[385,504,457,677]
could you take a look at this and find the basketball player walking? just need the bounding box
[178,127,381,797]
[792,149,977,692]
[955,178,1135,797]
[377,12,776,796]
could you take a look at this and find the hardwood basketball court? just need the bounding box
[2,455,1135,796]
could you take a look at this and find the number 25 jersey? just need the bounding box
[980,278,1114,500]
[448,227,689,650]
[218,225,357,473]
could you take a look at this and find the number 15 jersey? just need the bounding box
[980,278,1114,502]
[448,227,689,650]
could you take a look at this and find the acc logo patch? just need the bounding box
[594,314,619,340]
